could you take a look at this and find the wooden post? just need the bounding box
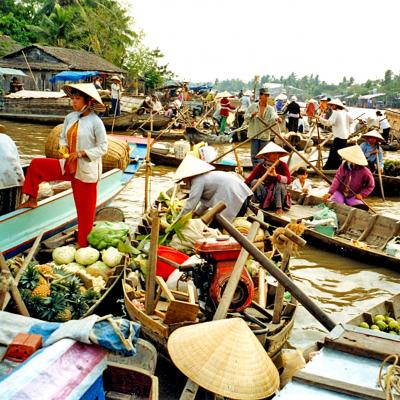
[22,50,38,90]
[145,209,160,315]
[216,214,336,331]
[200,201,226,225]
[144,131,152,211]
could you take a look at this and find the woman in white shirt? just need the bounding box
[376,111,391,142]
[18,83,108,247]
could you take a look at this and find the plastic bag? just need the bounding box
[311,204,338,228]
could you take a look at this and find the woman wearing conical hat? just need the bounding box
[244,142,291,215]
[322,145,375,210]
[317,98,353,170]
[18,83,108,247]
[174,155,252,222]
[360,130,385,173]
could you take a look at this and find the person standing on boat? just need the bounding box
[245,88,281,167]
[375,111,391,143]
[110,75,122,116]
[317,98,353,170]
[219,95,236,134]
[283,96,301,133]
[360,130,384,173]
[18,83,108,248]
[174,155,252,222]
[244,142,291,215]
[322,145,375,210]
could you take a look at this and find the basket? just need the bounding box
[45,124,130,172]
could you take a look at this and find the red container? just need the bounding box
[157,246,190,280]
[195,236,241,261]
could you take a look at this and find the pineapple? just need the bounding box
[56,307,72,322]
[19,264,40,290]
[32,284,51,298]
[36,264,54,278]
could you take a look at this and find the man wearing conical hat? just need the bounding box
[175,155,252,222]
[18,83,108,247]
[360,130,385,173]
[317,98,353,170]
[110,75,122,116]
[244,142,291,215]
[322,145,375,210]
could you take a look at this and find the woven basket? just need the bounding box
[45,124,130,172]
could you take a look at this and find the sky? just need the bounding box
[124,0,400,85]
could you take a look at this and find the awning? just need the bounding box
[0,67,27,77]
[49,71,100,83]
[358,93,385,100]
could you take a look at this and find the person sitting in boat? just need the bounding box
[17,83,108,248]
[244,142,291,215]
[291,167,312,194]
[9,77,23,93]
[0,124,25,214]
[175,155,253,222]
[360,130,384,174]
[322,145,375,210]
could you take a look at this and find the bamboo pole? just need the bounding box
[144,131,152,211]
[22,50,38,90]
[376,143,385,201]
[251,158,280,192]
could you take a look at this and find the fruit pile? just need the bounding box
[359,314,400,335]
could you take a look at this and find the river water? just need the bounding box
[3,118,400,352]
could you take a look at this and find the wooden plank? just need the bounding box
[324,327,400,360]
[155,276,175,302]
[187,284,196,304]
[163,300,199,324]
[293,371,393,400]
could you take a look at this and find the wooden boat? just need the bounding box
[306,168,400,196]
[250,189,400,269]
[150,147,253,172]
[0,136,148,259]
[275,321,400,399]
[123,210,297,359]
[184,126,233,144]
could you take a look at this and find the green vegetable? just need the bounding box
[87,221,130,250]
[53,246,76,265]
[75,247,100,265]
[102,247,122,267]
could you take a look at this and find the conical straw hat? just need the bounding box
[243,89,253,96]
[338,145,368,166]
[174,154,215,181]
[363,129,385,143]
[328,98,347,110]
[168,318,279,399]
[63,83,106,112]
[256,142,289,158]
[215,90,232,99]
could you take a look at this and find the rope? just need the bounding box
[378,354,400,400]
[270,223,305,255]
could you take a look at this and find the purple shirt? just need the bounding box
[329,162,375,198]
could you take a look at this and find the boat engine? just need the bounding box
[191,236,255,317]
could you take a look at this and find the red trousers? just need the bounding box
[23,158,97,247]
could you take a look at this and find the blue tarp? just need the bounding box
[189,84,213,92]
[49,70,100,83]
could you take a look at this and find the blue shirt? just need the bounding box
[360,141,383,169]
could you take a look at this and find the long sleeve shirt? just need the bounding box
[320,109,353,140]
[219,98,235,117]
[59,112,108,183]
[178,171,252,222]
[244,160,291,187]
[328,163,375,198]
[244,103,278,140]
[291,178,312,192]
[360,141,383,170]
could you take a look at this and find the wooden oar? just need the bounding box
[250,158,280,192]
[144,131,152,211]
[209,121,278,164]
[376,143,385,201]
[257,117,377,213]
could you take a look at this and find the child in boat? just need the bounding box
[360,130,384,174]
[322,145,375,210]
[244,142,291,215]
[291,167,312,194]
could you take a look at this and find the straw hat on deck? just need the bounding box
[256,142,289,159]
[168,318,280,399]
[338,145,368,166]
[362,129,385,143]
[174,154,215,181]
[63,83,106,112]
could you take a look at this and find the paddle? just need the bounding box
[376,143,385,201]
[256,117,377,213]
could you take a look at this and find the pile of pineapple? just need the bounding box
[18,262,100,322]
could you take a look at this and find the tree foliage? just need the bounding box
[0,0,173,89]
